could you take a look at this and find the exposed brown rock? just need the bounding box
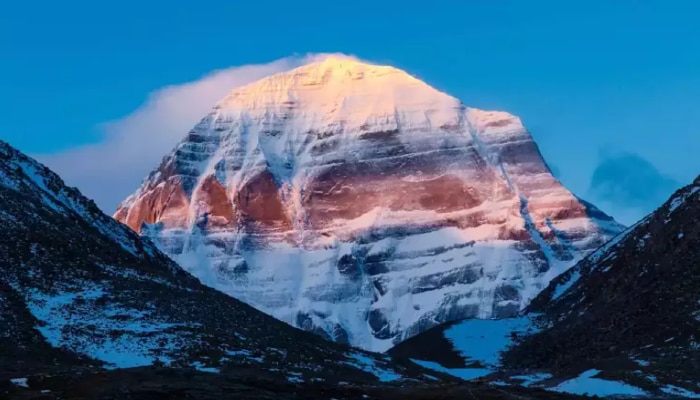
[119,178,190,233]
[235,170,291,229]
[192,175,236,230]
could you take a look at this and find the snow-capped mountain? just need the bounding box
[0,139,438,385]
[114,57,623,351]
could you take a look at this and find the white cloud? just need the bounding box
[34,53,358,213]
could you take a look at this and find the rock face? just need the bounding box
[0,139,440,385]
[115,57,623,351]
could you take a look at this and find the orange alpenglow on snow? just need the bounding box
[115,57,623,351]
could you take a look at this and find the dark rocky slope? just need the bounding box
[0,280,93,378]
[0,139,433,384]
[389,175,700,396]
[501,175,700,393]
[2,367,594,400]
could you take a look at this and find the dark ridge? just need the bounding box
[1,367,589,400]
[503,175,700,392]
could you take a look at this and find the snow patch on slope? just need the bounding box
[661,385,700,398]
[551,271,580,300]
[25,283,183,368]
[409,317,536,380]
[345,352,401,382]
[550,369,648,397]
[444,317,535,367]
[410,359,491,380]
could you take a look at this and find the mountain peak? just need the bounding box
[300,56,415,82]
[212,57,456,125]
[312,55,384,71]
[115,60,623,351]
[288,56,410,81]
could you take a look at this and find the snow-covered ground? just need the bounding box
[549,370,647,397]
[408,317,534,380]
[443,317,534,366]
[409,315,700,398]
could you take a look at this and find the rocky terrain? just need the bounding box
[0,139,442,385]
[2,367,595,400]
[114,57,623,351]
[389,175,700,397]
[502,174,700,395]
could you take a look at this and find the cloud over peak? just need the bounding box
[588,151,681,224]
[34,53,358,213]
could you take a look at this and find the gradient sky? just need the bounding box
[1,0,699,224]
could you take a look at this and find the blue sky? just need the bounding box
[1,0,699,224]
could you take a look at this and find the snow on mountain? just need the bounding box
[114,57,623,351]
[0,139,443,385]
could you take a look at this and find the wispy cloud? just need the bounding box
[587,151,681,224]
[34,53,358,213]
